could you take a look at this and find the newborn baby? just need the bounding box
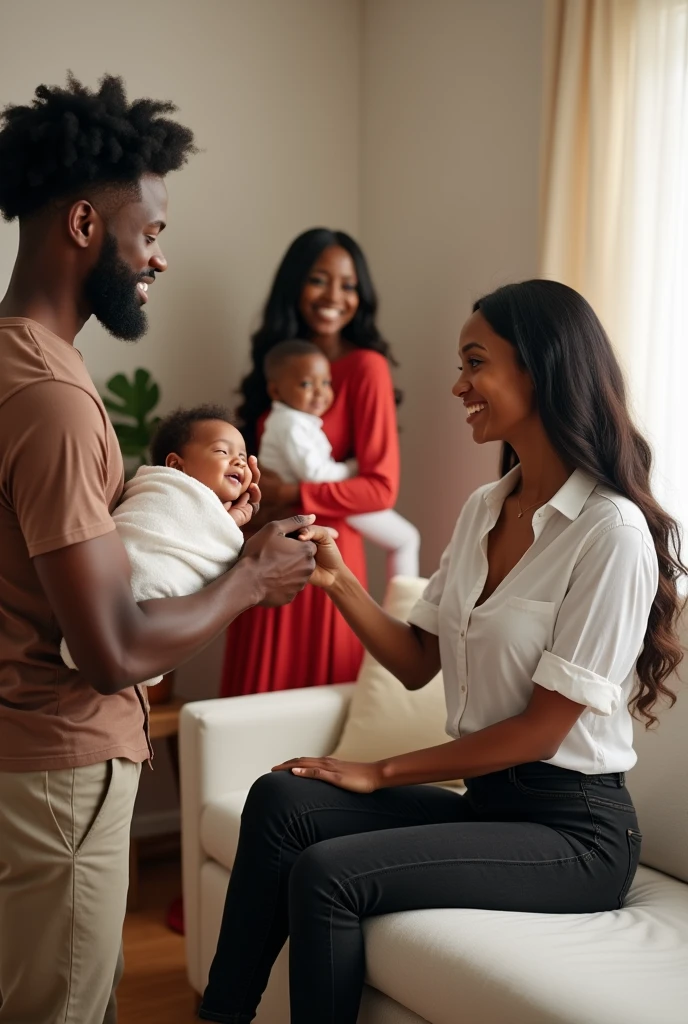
[61,404,254,684]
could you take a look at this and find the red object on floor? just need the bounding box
[166,895,184,935]
[220,350,400,697]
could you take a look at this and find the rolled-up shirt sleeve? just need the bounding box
[533,524,658,715]
[407,526,457,636]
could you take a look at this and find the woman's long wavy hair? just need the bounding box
[474,280,686,727]
[236,228,399,453]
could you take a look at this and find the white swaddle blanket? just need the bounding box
[60,465,245,685]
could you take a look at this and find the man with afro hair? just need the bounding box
[0,74,318,1023]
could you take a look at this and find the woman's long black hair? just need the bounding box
[236,228,398,453]
[474,279,685,727]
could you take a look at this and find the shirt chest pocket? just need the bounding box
[484,597,557,675]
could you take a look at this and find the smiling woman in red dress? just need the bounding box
[220,228,400,696]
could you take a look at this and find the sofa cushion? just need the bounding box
[358,987,430,1024]
[331,577,460,787]
[629,681,688,884]
[362,865,688,1024]
[200,790,246,872]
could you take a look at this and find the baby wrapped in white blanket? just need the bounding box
[61,407,253,685]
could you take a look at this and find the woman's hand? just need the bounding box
[296,523,346,590]
[272,756,383,793]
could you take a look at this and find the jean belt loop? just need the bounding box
[618,772,625,788]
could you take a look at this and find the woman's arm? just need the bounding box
[297,515,441,688]
[286,523,583,789]
[329,565,440,689]
[299,351,399,517]
[378,686,585,783]
[283,520,656,793]
[273,686,585,792]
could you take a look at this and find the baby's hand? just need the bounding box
[224,491,254,528]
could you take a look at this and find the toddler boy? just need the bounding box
[259,341,420,579]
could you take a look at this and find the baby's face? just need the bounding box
[172,420,251,504]
[270,353,334,417]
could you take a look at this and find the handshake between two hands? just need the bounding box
[222,456,342,599]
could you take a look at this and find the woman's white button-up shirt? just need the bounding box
[407,467,659,773]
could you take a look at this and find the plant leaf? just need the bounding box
[100,368,162,465]
[113,422,150,447]
[102,369,160,426]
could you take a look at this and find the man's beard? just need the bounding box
[84,233,150,341]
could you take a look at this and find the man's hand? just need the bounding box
[240,515,318,606]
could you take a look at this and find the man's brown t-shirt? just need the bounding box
[0,318,151,771]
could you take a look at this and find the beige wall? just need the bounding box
[361,0,545,575]
[0,0,362,830]
[0,0,544,830]
[0,0,361,402]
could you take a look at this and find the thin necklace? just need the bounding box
[516,493,547,519]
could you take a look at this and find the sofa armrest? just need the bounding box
[180,683,354,800]
[180,683,354,991]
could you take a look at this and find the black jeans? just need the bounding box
[199,763,642,1024]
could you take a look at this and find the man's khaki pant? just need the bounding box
[0,758,140,1024]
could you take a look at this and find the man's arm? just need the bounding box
[6,383,318,693]
[35,517,317,695]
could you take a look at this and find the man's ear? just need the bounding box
[165,453,184,471]
[67,199,101,249]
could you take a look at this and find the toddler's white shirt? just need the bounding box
[259,401,356,484]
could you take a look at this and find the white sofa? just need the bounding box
[180,633,688,1023]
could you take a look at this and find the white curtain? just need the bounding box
[615,0,688,528]
[541,0,688,529]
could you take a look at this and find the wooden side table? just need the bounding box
[128,697,186,910]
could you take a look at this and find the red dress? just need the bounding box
[220,348,399,695]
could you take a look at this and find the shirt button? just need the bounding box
[461,685,467,692]
[460,630,465,638]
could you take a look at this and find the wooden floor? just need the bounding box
[119,854,199,1024]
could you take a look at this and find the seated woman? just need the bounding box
[199,280,685,1024]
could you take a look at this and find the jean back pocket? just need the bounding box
[618,828,642,907]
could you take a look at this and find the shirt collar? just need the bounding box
[483,466,598,521]
[272,401,322,425]
[483,466,522,508]
[546,468,598,520]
